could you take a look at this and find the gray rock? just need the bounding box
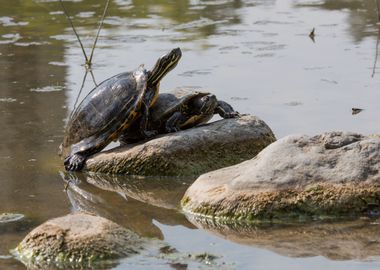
[85,115,276,176]
[182,132,380,221]
[13,212,145,269]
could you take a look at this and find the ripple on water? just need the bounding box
[15,41,50,47]
[178,69,212,77]
[76,11,95,18]
[0,98,17,103]
[48,61,67,66]
[0,17,28,26]
[0,33,20,44]
[30,85,65,92]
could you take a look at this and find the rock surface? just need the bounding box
[182,132,380,221]
[14,212,145,268]
[85,115,276,176]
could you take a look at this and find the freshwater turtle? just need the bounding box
[60,48,182,171]
[119,88,239,144]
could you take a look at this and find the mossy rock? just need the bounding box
[182,132,380,221]
[13,212,146,269]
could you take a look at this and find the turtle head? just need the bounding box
[147,48,182,86]
[192,94,218,115]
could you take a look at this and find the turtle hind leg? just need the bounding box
[165,111,188,133]
[64,153,86,171]
[215,100,240,118]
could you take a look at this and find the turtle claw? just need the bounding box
[64,154,86,171]
[141,130,158,139]
[165,126,180,133]
[225,111,240,118]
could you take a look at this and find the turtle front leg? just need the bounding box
[139,92,158,138]
[64,153,87,171]
[215,100,240,118]
[165,111,188,133]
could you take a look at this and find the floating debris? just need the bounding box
[321,78,338,84]
[0,213,25,224]
[160,245,178,255]
[0,255,13,260]
[352,108,364,115]
[309,27,316,42]
[284,101,303,106]
[30,85,64,92]
[193,252,219,265]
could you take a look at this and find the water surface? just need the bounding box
[1,0,380,269]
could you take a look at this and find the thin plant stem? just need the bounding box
[71,70,88,116]
[59,0,89,65]
[89,69,98,86]
[376,0,380,21]
[88,0,111,66]
[372,26,380,78]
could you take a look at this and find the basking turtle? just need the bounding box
[60,48,182,171]
[119,88,239,144]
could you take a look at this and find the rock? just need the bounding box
[182,132,380,221]
[85,115,276,176]
[186,215,380,260]
[13,212,145,269]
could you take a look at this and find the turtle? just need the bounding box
[119,87,240,144]
[60,48,182,171]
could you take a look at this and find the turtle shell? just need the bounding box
[150,87,210,126]
[61,66,148,158]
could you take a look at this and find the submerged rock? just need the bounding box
[182,132,380,221]
[85,115,276,176]
[13,212,145,269]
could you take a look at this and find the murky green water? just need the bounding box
[1,0,380,269]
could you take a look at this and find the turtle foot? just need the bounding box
[64,154,86,171]
[165,126,180,133]
[141,130,158,139]
[224,111,240,119]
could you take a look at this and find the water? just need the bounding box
[0,0,379,269]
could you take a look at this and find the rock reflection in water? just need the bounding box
[60,172,194,239]
[85,172,193,210]
[186,215,380,261]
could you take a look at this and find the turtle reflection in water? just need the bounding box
[119,88,240,144]
[60,48,182,171]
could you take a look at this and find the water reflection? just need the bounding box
[295,0,380,42]
[187,215,380,261]
[61,172,195,239]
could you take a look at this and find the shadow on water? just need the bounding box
[60,172,196,239]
